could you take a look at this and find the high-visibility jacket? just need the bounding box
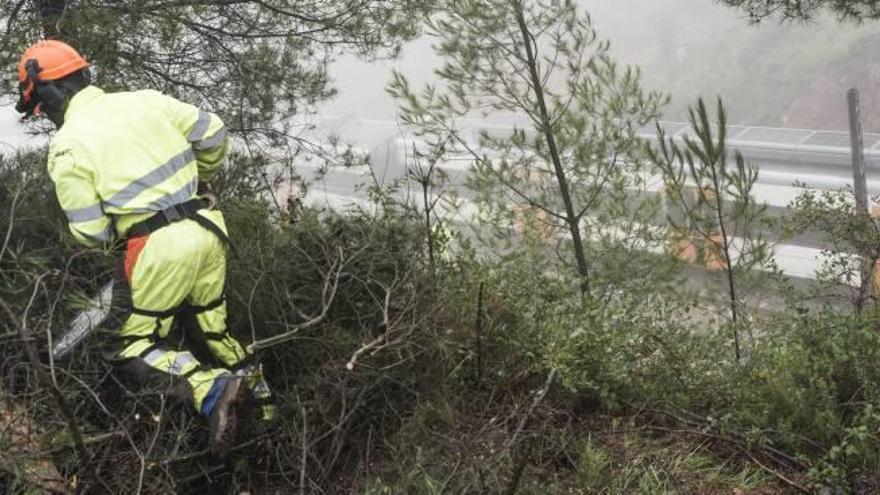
[47,86,227,246]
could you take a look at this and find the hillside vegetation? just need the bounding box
[2,0,880,493]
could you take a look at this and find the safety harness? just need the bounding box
[123,198,239,366]
[127,197,231,247]
[116,199,272,410]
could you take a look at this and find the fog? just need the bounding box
[3,0,879,147]
[323,0,880,132]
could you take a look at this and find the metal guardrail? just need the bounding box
[304,117,874,282]
[642,122,880,194]
[453,119,879,193]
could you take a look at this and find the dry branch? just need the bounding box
[246,248,345,353]
[345,334,386,371]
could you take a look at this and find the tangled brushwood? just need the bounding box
[0,150,455,493]
[2,139,880,494]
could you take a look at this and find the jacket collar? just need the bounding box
[64,85,104,120]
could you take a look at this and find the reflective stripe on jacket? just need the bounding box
[47,86,227,246]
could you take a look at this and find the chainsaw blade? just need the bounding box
[52,281,114,360]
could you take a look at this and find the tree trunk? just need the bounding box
[35,0,72,39]
[707,174,741,362]
[512,1,592,295]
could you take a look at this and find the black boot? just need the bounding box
[209,376,245,458]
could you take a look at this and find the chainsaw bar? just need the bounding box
[52,281,114,360]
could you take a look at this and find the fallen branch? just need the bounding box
[738,443,811,494]
[645,408,807,471]
[346,283,393,370]
[345,334,386,371]
[246,249,344,353]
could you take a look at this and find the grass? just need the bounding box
[361,393,791,494]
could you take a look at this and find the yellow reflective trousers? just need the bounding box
[113,209,247,411]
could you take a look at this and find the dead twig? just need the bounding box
[300,404,308,495]
[0,179,24,267]
[246,247,345,353]
[504,368,556,495]
[737,443,811,494]
[475,281,485,384]
[345,334,386,371]
[346,282,393,370]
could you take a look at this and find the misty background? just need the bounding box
[323,0,880,133]
[3,0,879,147]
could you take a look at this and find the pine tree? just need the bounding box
[388,0,666,296]
[650,98,776,362]
[0,1,434,148]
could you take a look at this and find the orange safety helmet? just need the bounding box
[16,40,90,117]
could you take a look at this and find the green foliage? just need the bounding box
[786,186,880,309]
[405,236,878,491]
[725,311,880,490]
[575,435,612,490]
[389,0,668,293]
[651,97,777,361]
[809,405,880,490]
[719,0,880,23]
[0,1,433,147]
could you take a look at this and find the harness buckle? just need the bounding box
[161,204,183,223]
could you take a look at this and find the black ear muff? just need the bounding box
[14,87,36,115]
[34,80,65,112]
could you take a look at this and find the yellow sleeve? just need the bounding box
[144,90,228,181]
[47,142,113,247]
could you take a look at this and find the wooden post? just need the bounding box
[847,88,876,305]
[848,88,869,216]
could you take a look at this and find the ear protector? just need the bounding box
[16,59,66,118]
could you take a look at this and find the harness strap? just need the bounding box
[181,367,201,379]
[137,342,163,359]
[130,293,224,325]
[189,214,238,257]
[203,332,231,342]
[131,306,178,319]
[120,198,233,353]
[127,198,208,238]
[230,356,258,373]
[125,198,237,257]
[182,295,226,315]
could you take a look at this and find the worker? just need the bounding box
[16,40,275,458]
